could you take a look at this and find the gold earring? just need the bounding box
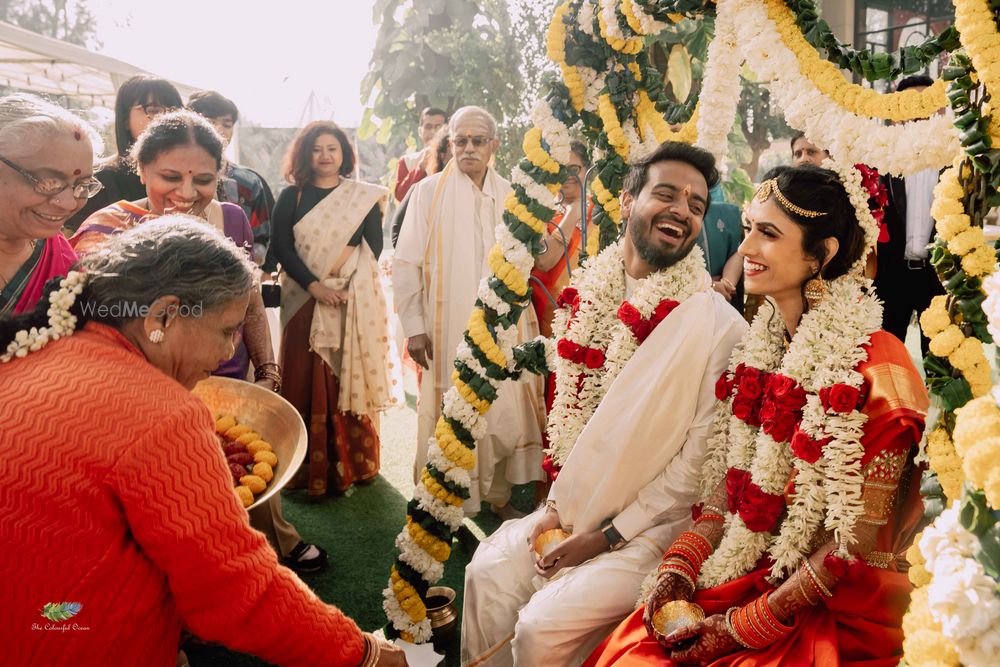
[804,276,827,309]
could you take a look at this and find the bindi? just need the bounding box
[73,131,81,141]
[73,169,81,176]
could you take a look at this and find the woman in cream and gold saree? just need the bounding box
[272,121,400,496]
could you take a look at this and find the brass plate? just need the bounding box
[533,528,572,557]
[652,600,705,638]
[193,376,307,511]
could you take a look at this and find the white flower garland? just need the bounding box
[982,272,1000,343]
[695,0,742,163]
[578,0,596,37]
[626,0,668,35]
[731,0,959,176]
[511,165,557,207]
[822,158,881,276]
[531,98,573,165]
[920,506,1000,667]
[547,240,709,467]
[699,275,882,587]
[2,270,87,363]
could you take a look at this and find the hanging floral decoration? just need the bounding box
[385,0,978,643]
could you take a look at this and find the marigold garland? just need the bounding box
[384,0,996,645]
[764,0,947,121]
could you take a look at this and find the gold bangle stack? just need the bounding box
[359,633,381,667]
[254,362,282,393]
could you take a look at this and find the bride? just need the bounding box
[586,164,929,667]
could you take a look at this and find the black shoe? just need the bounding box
[282,541,329,574]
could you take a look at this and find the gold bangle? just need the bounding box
[802,558,833,598]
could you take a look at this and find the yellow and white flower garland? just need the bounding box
[729,0,959,175]
[914,505,1000,667]
[764,0,947,122]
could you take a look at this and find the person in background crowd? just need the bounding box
[0,219,406,667]
[272,121,400,496]
[71,110,327,574]
[65,75,181,232]
[395,106,547,520]
[700,182,744,311]
[188,90,275,263]
[790,132,830,168]
[394,106,448,202]
[531,139,595,338]
[874,74,945,353]
[391,125,451,248]
[0,93,100,316]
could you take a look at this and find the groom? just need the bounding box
[461,142,748,666]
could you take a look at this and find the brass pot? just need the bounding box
[426,586,458,650]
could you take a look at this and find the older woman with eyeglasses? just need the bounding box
[0,93,102,316]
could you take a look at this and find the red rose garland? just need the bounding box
[716,367,866,535]
[855,163,889,243]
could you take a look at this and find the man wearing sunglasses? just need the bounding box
[394,105,546,521]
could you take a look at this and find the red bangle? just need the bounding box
[694,512,724,526]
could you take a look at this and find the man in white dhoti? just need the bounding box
[394,106,546,519]
[461,142,749,666]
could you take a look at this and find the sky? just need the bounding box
[87,0,381,128]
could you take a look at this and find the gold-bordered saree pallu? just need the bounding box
[279,180,402,494]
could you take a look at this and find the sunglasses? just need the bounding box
[452,135,493,148]
[0,156,103,200]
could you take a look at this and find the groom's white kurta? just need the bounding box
[393,161,546,513]
[462,288,747,667]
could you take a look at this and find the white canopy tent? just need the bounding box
[0,20,195,108]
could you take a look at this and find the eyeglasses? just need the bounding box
[132,103,167,118]
[566,165,583,176]
[452,135,492,148]
[0,156,104,200]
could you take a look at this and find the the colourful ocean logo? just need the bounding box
[39,602,82,622]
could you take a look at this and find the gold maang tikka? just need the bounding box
[754,179,826,219]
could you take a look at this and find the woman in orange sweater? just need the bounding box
[0,218,405,666]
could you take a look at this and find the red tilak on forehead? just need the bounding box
[73,131,81,140]
[73,169,81,176]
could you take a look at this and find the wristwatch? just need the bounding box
[600,518,626,551]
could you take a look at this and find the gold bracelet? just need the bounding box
[796,569,818,605]
[802,558,833,598]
